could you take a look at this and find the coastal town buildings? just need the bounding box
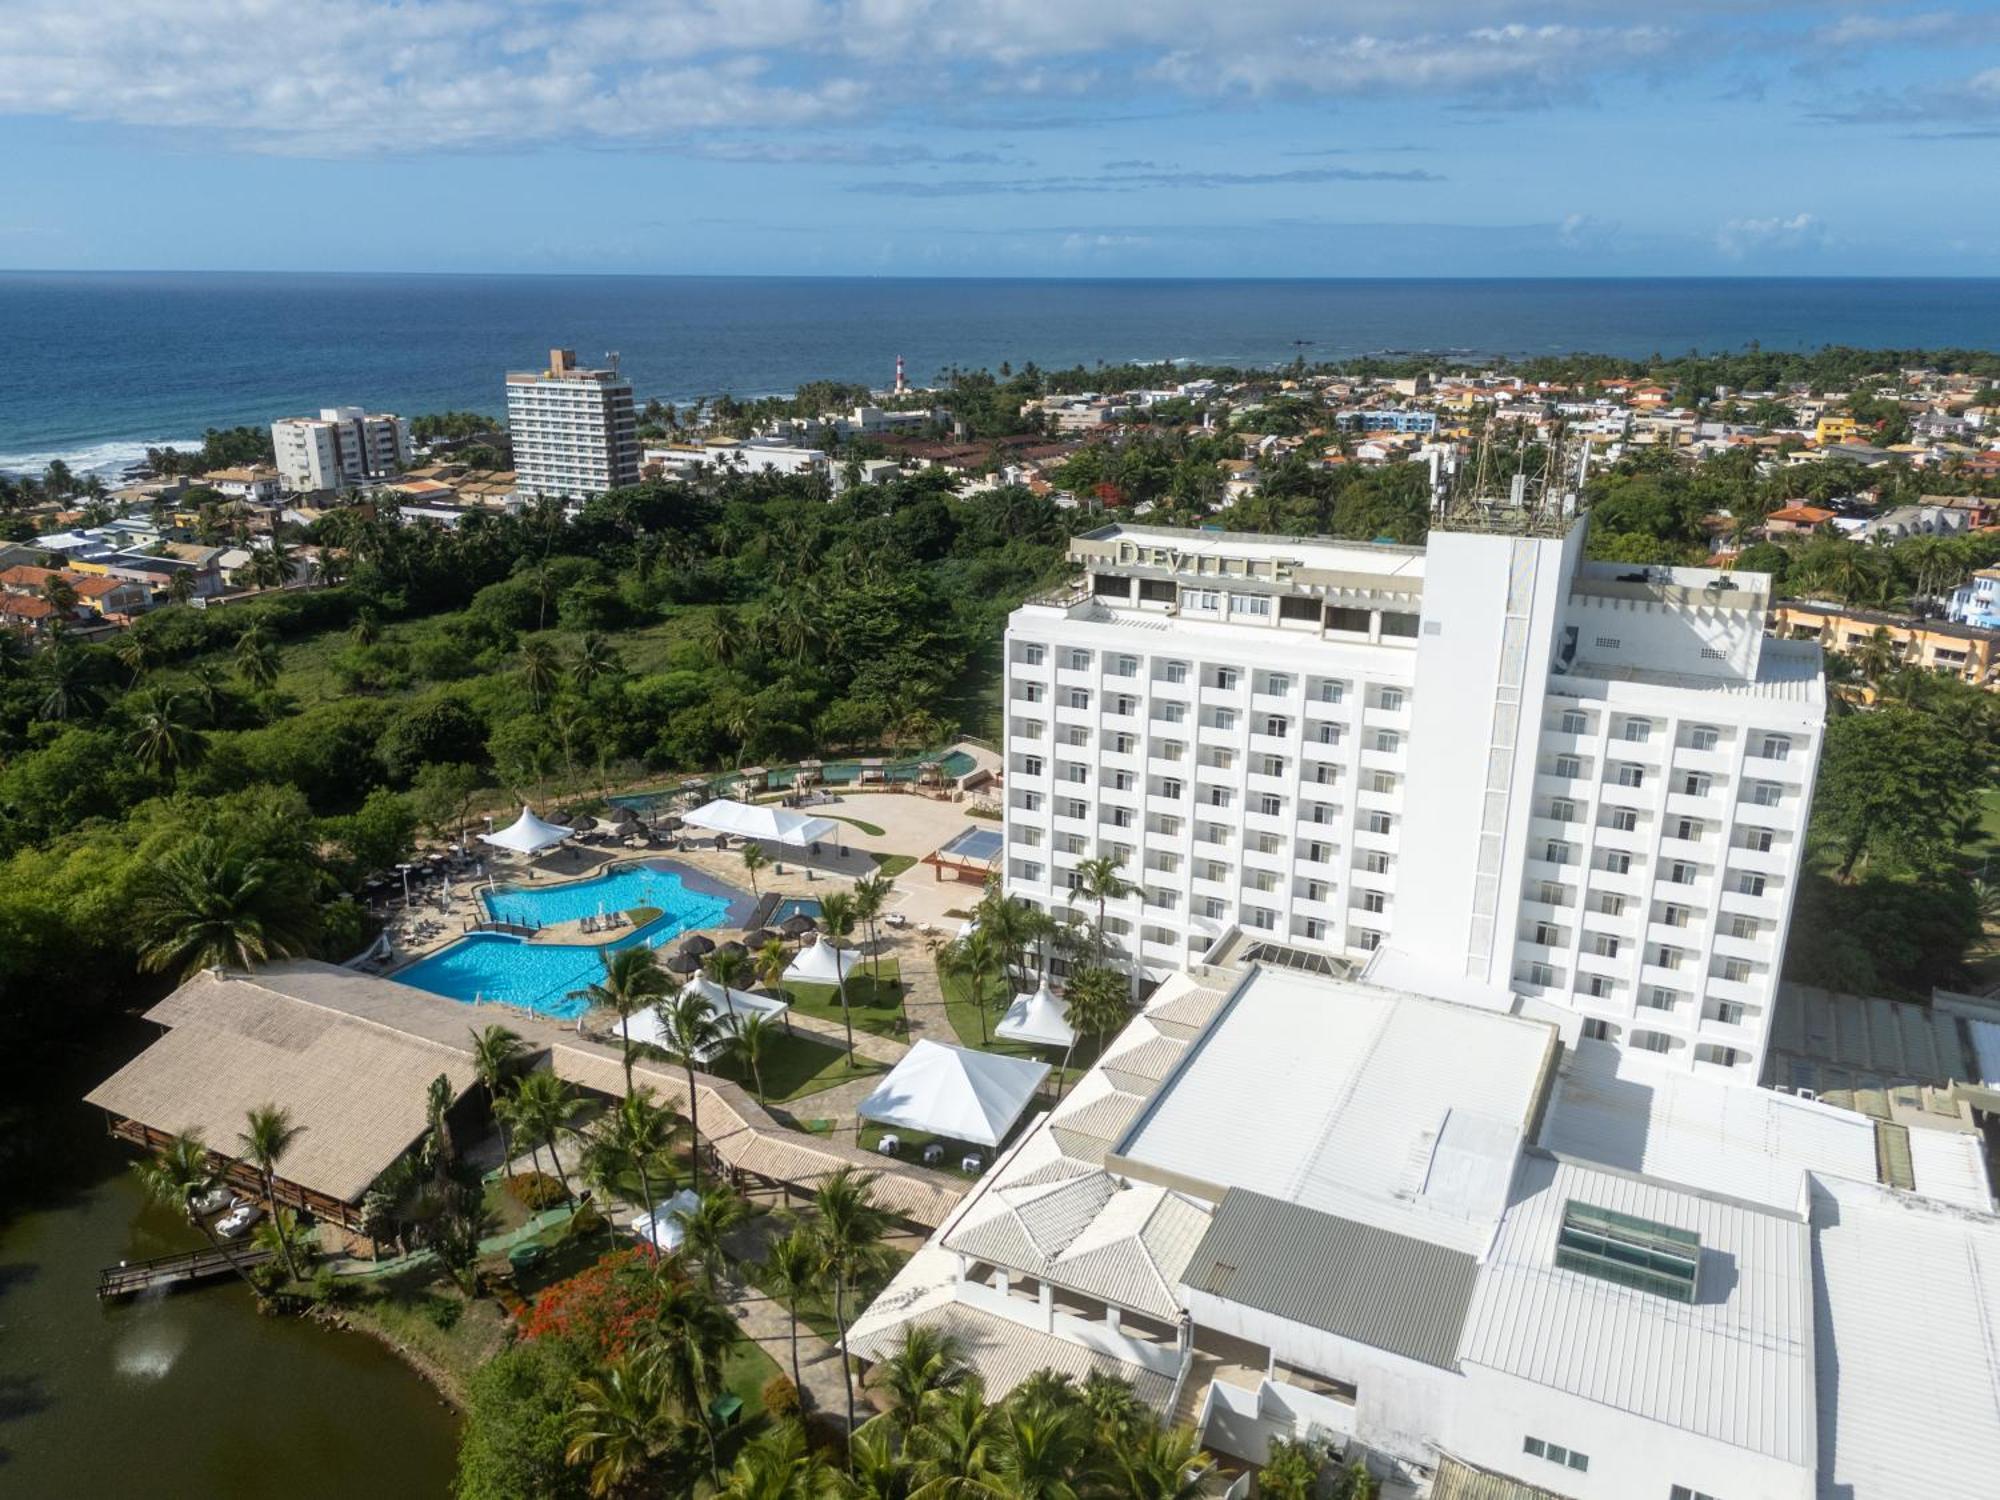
[506,348,640,500]
[271,407,411,492]
[1003,516,1824,1083]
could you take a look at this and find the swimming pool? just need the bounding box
[769,897,822,926]
[396,867,736,1018]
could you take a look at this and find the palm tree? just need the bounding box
[425,1071,458,1170]
[852,872,892,983]
[505,1069,584,1195]
[704,947,752,1027]
[36,645,103,722]
[573,631,622,694]
[582,1087,681,1224]
[135,835,310,978]
[875,1324,969,1435]
[586,945,672,1098]
[672,1185,749,1294]
[937,928,1007,1045]
[705,607,745,668]
[1052,967,1127,1102]
[41,572,79,616]
[133,1131,263,1297]
[349,610,381,646]
[1851,625,1903,685]
[990,1397,1090,1500]
[1070,853,1132,969]
[719,1420,834,1500]
[654,988,724,1191]
[905,1376,999,1497]
[816,890,861,1062]
[1101,1424,1212,1500]
[468,1024,526,1176]
[187,660,231,725]
[649,1280,738,1484]
[726,1010,779,1103]
[168,567,198,606]
[754,937,791,996]
[519,637,561,710]
[566,1352,678,1498]
[235,636,279,691]
[810,1165,890,1451]
[972,891,1036,993]
[740,841,770,895]
[237,1104,306,1279]
[761,1229,820,1404]
[126,689,205,775]
[114,630,158,685]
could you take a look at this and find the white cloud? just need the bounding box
[1715,211,1825,258]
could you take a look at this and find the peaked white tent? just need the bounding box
[615,978,790,1058]
[682,797,841,849]
[856,1039,1049,1148]
[630,1188,702,1252]
[996,980,1076,1049]
[784,935,861,987]
[479,805,573,856]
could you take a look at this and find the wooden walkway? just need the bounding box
[98,1243,274,1299]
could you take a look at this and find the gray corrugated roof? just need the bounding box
[1181,1188,1477,1369]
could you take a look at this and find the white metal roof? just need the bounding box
[857,1040,1049,1149]
[682,797,840,848]
[1115,968,1556,1251]
[1541,1043,1878,1212]
[1460,1154,1815,1467]
[1905,1126,1995,1212]
[1810,1176,2000,1499]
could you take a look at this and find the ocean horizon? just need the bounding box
[6,271,2000,477]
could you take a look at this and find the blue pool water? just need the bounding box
[395,866,735,1018]
[770,898,823,926]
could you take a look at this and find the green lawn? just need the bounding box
[858,1123,998,1179]
[822,813,887,837]
[739,1231,910,1346]
[782,961,907,1039]
[712,1028,888,1103]
[872,853,917,878]
[938,972,1102,1095]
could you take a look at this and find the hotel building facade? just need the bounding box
[505,348,640,500]
[270,406,411,492]
[1001,517,1824,1084]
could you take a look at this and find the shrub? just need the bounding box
[423,1293,465,1331]
[518,1247,682,1362]
[761,1373,801,1418]
[309,1264,347,1306]
[505,1171,569,1211]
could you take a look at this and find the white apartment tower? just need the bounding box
[505,348,640,500]
[270,407,411,492]
[1002,517,1823,1083]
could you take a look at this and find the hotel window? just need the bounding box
[1682,772,1712,796]
[1185,589,1220,613]
[1622,717,1652,743]
[1643,987,1678,1011]
[1585,975,1614,999]
[1545,840,1573,866]
[1020,684,1046,703]
[1560,709,1589,735]
[1254,833,1285,855]
[1263,673,1292,695]
[1675,817,1703,841]
[1109,655,1138,678]
[1105,808,1134,829]
[1374,730,1400,753]
[1363,850,1392,875]
[1524,961,1556,987]
[1159,778,1184,800]
[1593,891,1622,916]
[1669,1488,1721,1500]
[1258,754,1286,776]
[1361,891,1386,914]
[1712,1000,1747,1026]
[1555,755,1583,779]
[1109,733,1136,754]
[1244,906,1277,931]
[1059,797,1087,819]
[1750,781,1782,806]
[1211,708,1238,731]
[1264,716,1291,737]
[1146,888,1178,910]
[1304,880,1330,902]
[1533,922,1561,947]
[1312,722,1341,745]
[1739,827,1774,853]
[1377,687,1406,711]
[1736,872,1767,896]
[1066,649,1091,671]
[1019,644,1045,666]
[1367,812,1394,836]
[1308,842,1336,865]
[1156,739,1185,761]
[1326,606,1370,633]
[1592,934,1621,959]
[1371,772,1398,795]
[1108,770,1135,791]
[1201,860,1231,882]
[1690,725,1720,751]
[1256,794,1284,817]
[1730,915,1760,940]
[1199,822,1230,846]
[1757,734,1792,761]
[1720,958,1753,983]
[1668,861,1697,885]
[1202,897,1228,920]
[1161,660,1189,684]
[1063,726,1090,747]
[1067,688,1091,709]
[1313,679,1346,703]
[1654,945,1683,969]
[1154,702,1187,725]
[1601,850,1631,874]
[1661,903,1690,927]
[1230,592,1272,618]
[1021,755,1044,778]
[1582,1018,1613,1041]
[1522,1437,1590,1475]
[1208,748,1235,770]
[1018,791,1044,812]
[1607,807,1638,832]
[1204,786,1234,808]
[1355,929,1383,951]
[1017,827,1043,847]
[1211,666,1240,690]
[1615,762,1645,788]
[1299,918,1328,941]
[1111,695,1138,716]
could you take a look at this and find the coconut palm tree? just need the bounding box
[126,689,205,776]
[133,1130,263,1297]
[875,1324,970,1435]
[754,937,791,996]
[36,644,103,722]
[1851,625,1903,685]
[505,1069,584,1195]
[519,637,561,710]
[1052,967,1127,1102]
[582,1087,681,1225]
[40,572,79,616]
[937,927,1007,1046]
[852,872,892,983]
[990,1396,1090,1500]
[349,610,381,646]
[761,1228,820,1405]
[654,988,724,1191]
[649,1279,738,1484]
[114,630,158,685]
[725,1010,779,1103]
[237,1104,306,1278]
[573,631,622,694]
[587,945,672,1098]
[1069,853,1132,969]
[671,1185,749,1294]
[425,1071,458,1170]
[972,890,1036,993]
[718,1420,835,1500]
[704,947,752,1027]
[705,607,744,668]
[740,841,769,895]
[905,1376,999,1497]
[187,660,232,725]
[168,567,198,606]
[816,891,861,1061]
[810,1166,890,1451]
[135,835,310,978]
[468,1024,526,1176]
[565,1352,679,1498]
[1100,1424,1212,1500]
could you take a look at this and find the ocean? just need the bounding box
[5,272,2000,477]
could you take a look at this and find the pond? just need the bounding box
[0,1019,462,1498]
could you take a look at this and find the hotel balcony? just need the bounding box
[1725,843,1791,876]
[1664,790,1719,820]
[1656,835,1710,864]
[1672,747,1734,779]
[1719,888,1782,923]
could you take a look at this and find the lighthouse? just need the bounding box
[893,354,907,395]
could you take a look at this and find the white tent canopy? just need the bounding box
[996,980,1076,1049]
[479,805,573,855]
[856,1039,1049,1148]
[630,1189,702,1252]
[785,935,861,987]
[615,978,790,1059]
[682,797,841,849]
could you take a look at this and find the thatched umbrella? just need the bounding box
[607,812,641,837]
[715,940,748,960]
[741,928,775,951]
[664,950,701,976]
[680,933,716,957]
[779,912,817,939]
[571,814,599,833]
[664,816,685,832]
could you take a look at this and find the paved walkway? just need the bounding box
[780,1005,908,1066]
[720,1215,859,1420]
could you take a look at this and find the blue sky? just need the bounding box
[3,1,1999,277]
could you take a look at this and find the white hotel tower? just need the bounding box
[1002,516,1824,1083]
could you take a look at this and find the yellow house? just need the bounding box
[1815,415,1859,446]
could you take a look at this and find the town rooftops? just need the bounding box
[1768,504,1837,525]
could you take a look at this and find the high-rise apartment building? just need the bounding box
[505,348,639,499]
[1001,516,1823,1083]
[270,407,411,492]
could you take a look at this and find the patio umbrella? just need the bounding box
[680,933,716,957]
[780,913,817,938]
[571,814,599,833]
[607,814,641,837]
[664,816,685,832]
[715,940,748,960]
[741,928,775,950]
[664,951,701,975]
